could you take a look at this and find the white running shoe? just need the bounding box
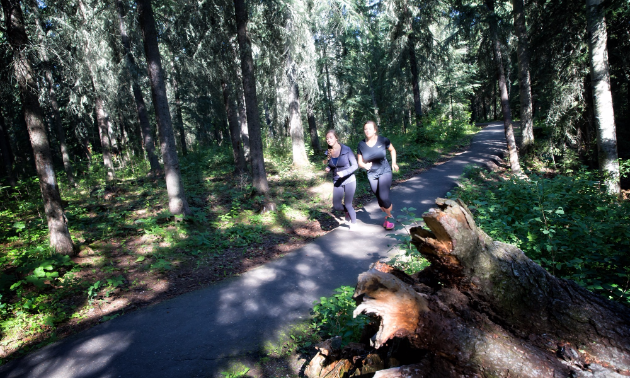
[348,222,358,231]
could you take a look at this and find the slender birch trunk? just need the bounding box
[137,0,191,215]
[586,0,620,196]
[2,0,74,254]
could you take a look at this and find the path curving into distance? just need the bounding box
[0,122,507,378]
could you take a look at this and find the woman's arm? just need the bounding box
[357,154,372,170]
[337,151,358,178]
[388,144,399,172]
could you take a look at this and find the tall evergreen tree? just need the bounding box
[234,0,269,193]
[116,0,161,174]
[222,79,245,172]
[2,0,74,254]
[30,1,76,186]
[136,0,191,215]
[486,0,522,175]
[586,0,620,196]
[78,0,115,181]
[512,0,535,154]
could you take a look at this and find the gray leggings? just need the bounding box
[368,172,393,209]
[332,181,356,223]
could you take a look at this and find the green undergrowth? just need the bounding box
[262,286,370,360]
[455,166,630,305]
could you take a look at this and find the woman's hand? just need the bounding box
[364,162,373,170]
[325,167,331,172]
[338,171,344,178]
[392,163,399,172]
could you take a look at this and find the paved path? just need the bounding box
[0,122,507,378]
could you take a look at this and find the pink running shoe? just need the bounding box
[383,218,394,230]
[344,211,350,223]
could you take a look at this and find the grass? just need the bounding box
[0,109,478,364]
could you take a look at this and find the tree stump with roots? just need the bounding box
[305,198,630,378]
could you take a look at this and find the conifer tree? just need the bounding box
[586,0,620,196]
[2,0,74,254]
[136,0,191,215]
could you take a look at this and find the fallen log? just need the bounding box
[306,198,630,378]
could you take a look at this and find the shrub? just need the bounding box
[456,169,630,304]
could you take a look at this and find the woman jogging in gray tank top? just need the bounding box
[357,120,399,230]
[324,130,358,231]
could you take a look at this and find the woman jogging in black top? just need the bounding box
[357,120,399,230]
[324,130,359,231]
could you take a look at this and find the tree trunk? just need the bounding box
[408,34,423,126]
[487,0,521,175]
[322,41,335,131]
[236,80,251,168]
[305,94,321,153]
[287,54,309,168]
[115,0,160,174]
[169,54,188,156]
[77,0,116,181]
[45,68,75,186]
[2,0,74,255]
[136,0,191,216]
[30,1,76,186]
[512,0,535,154]
[586,0,620,196]
[492,80,497,120]
[307,199,630,377]
[233,0,269,194]
[367,68,382,127]
[222,79,245,173]
[94,96,116,181]
[0,110,17,186]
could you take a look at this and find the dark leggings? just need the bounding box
[368,172,393,209]
[332,181,356,223]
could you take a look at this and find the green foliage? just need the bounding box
[456,168,630,304]
[620,158,630,179]
[310,286,369,346]
[220,365,250,378]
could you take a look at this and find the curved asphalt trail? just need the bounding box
[0,122,507,378]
